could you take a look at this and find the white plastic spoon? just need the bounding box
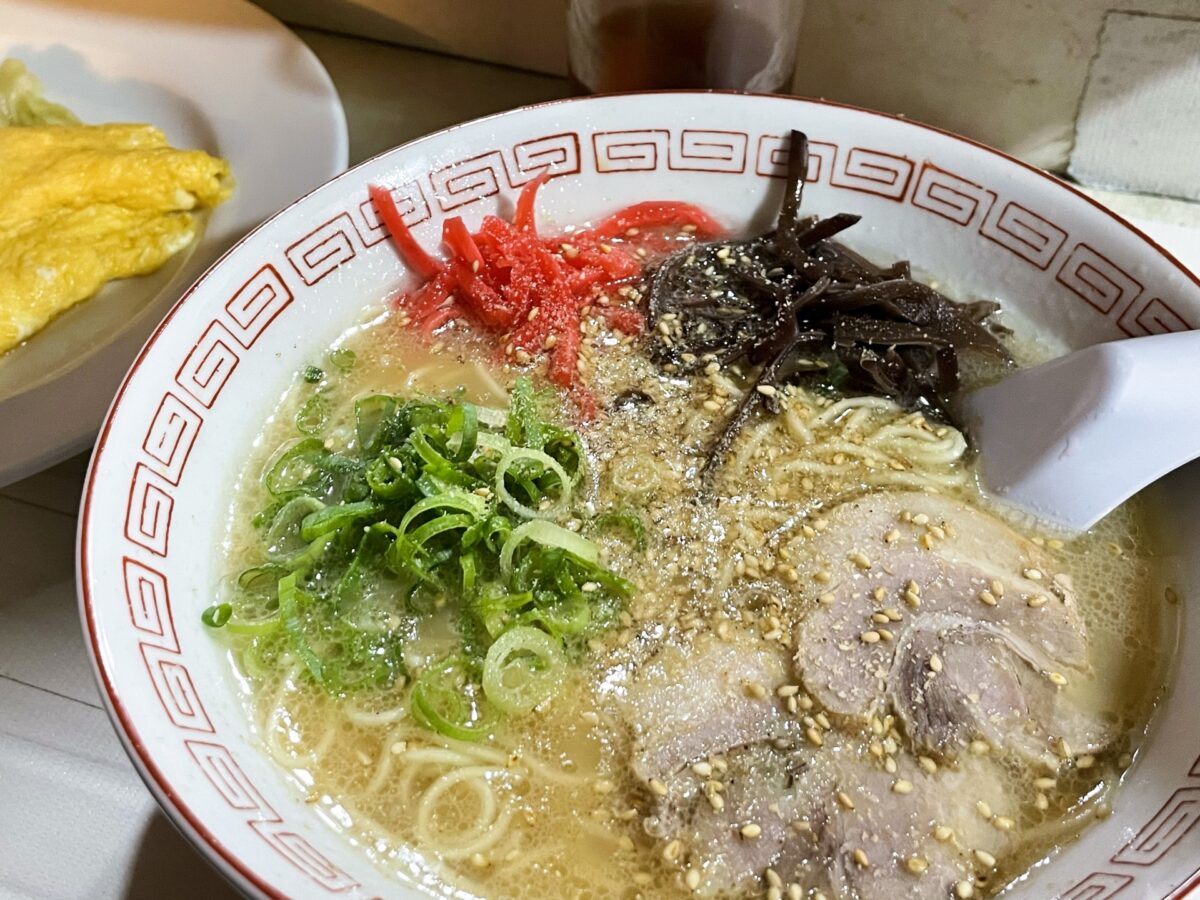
[960,330,1200,533]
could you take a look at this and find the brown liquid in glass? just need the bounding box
[569,0,787,94]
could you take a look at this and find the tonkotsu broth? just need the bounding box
[218,309,1174,900]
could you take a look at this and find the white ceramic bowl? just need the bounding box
[78,92,1200,899]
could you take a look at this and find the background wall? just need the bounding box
[255,0,1200,178]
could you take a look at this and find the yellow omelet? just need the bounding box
[0,122,232,354]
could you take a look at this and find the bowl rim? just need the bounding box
[76,89,1200,899]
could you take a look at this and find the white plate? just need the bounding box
[0,0,348,486]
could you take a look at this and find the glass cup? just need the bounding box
[567,0,805,95]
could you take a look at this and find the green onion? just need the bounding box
[208,377,639,735]
[591,509,647,550]
[482,626,566,714]
[329,347,357,370]
[201,602,232,628]
[300,500,381,541]
[302,365,324,383]
[265,496,325,560]
[295,395,328,435]
[412,657,495,741]
[500,520,599,578]
[495,447,571,519]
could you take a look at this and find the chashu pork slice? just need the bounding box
[619,632,1019,897]
[792,490,1110,765]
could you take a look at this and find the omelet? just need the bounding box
[0,121,231,354]
[0,59,233,354]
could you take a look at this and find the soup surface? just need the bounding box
[216,314,1172,899]
[213,150,1175,900]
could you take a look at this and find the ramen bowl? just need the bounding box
[78,92,1200,899]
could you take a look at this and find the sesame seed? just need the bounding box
[1023,567,1044,580]
[1052,737,1072,759]
[849,551,872,569]
[873,586,888,602]
[593,779,615,795]
[933,825,954,842]
[884,607,903,621]
[884,529,900,543]
[740,823,762,839]
[1076,754,1095,769]
[767,888,781,900]
[861,630,882,644]
[471,852,489,868]
[872,612,891,624]
[663,839,683,862]
[814,571,833,584]
[852,848,870,868]
[955,880,975,898]
[929,653,943,673]
[906,857,929,875]
[685,868,701,890]
[1027,595,1048,608]
[708,792,726,811]
[994,816,1015,831]
[1033,777,1056,790]
[618,835,635,851]
[744,681,768,699]
[1048,671,1069,686]
[969,740,991,756]
[777,684,800,697]
[837,790,856,810]
[884,756,898,774]
[649,778,668,796]
[756,384,778,397]
[765,868,782,888]
[904,590,922,609]
[892,779,914,795]
[788,886,802,900]
[692,762,713,777]
[978,590,997,607]
[918,756,938,774]
[1035,793,1049,811]
[912,513,930,525]
[807,727,824,747]
[878,628,894,641]
[819,592,836,605]
[974,850,997,868]
[976,800,993,819]
[815,712,831,729]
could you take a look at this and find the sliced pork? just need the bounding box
[792,491,1109,766]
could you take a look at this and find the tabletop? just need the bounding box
[1,22,1197,900]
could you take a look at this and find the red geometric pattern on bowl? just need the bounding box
[352,180,430,247]
[754,133,837,183]
[1056,242,1144,316]
[831,146,915,200]
[980,200,1067,270]
[431,132,581,211]
[80,100,1200,899]
[187,741,360,893]
[224,264,294,348]
[911,161,996,228]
